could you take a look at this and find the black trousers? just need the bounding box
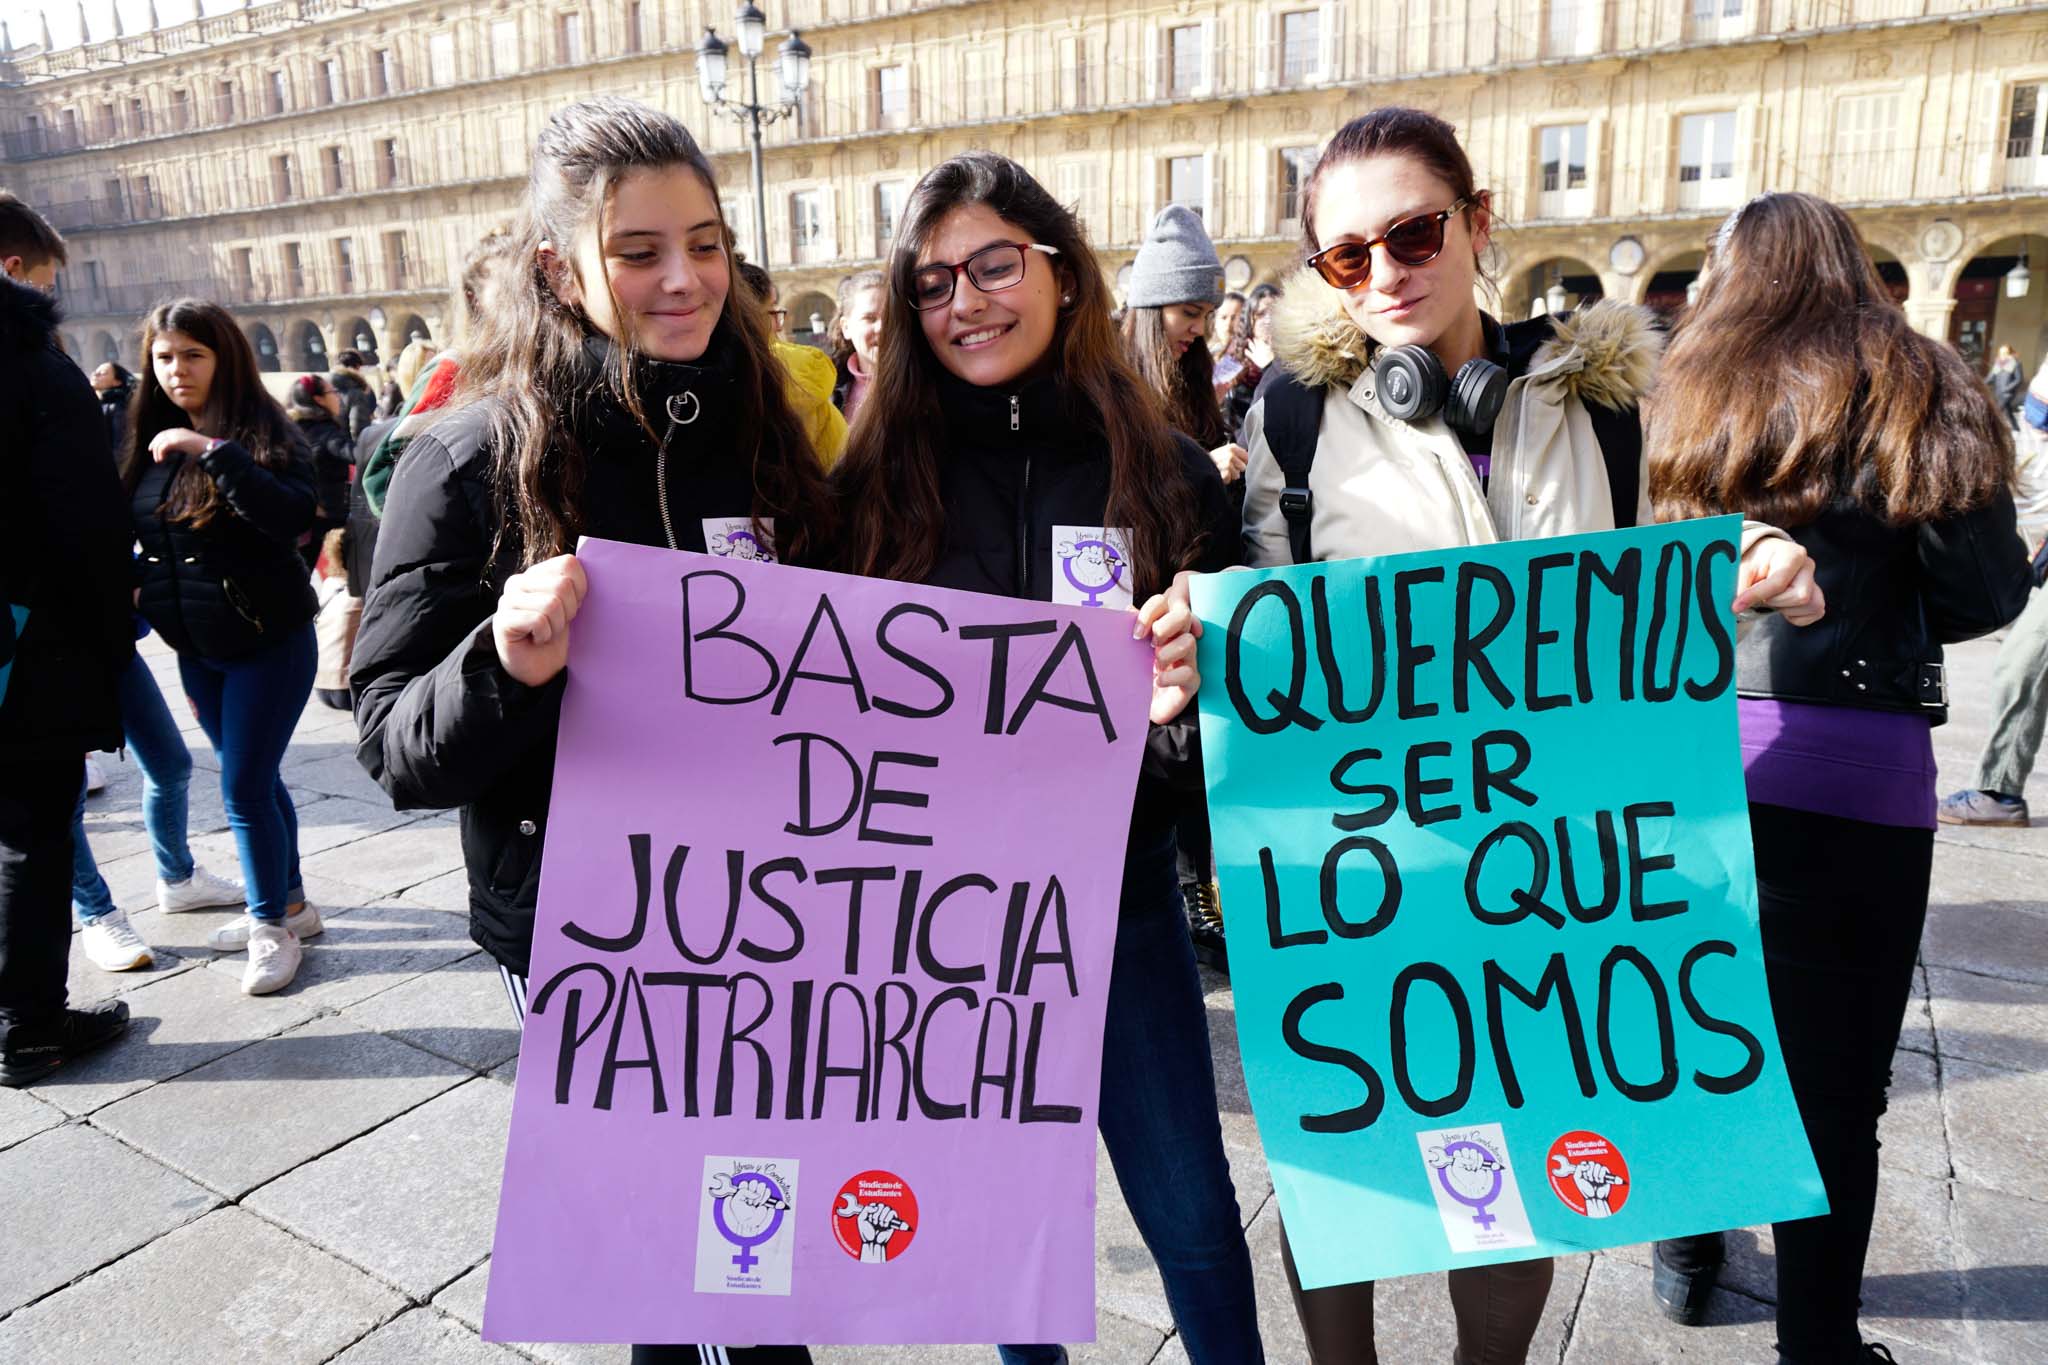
[1663,802,1934,1364]
[0,758,84,1037]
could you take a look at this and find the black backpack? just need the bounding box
[1250,312,1643,564]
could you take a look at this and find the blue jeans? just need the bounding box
[72,651,197,923]
[179,626,315,921]
[998,830,1265,1365]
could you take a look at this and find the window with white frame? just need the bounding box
[322,145,346,194]
[492,20,521,76]
[625,2,643,54]
[1167,26,1204,97]
[1280,11,1320,84]
[266,69,289,115]
[334,237,358,292]
[1276,145,1317,228]
[2007,83,2045,190]
[170,87,191,129]
[963,47,996,120]
[1166,154,1208,219]
[1676,111,1737,209]
[375,137,401,187]
[232,246,256,293]
[874,180,905,256]
[790,189,826,263]
[271,152,296,202]
[370,49,396,95]
[1056,160,1103,239]
[383,231,412,289]
[557,12,586,65]
[1059,36,1094,106]
[1831,92,1902,201]
[428,32,457,86]
[870,64,909,129]
[1545,0,1600,58]
[1537,123,1590,217]
[1690,0,1743,39]
[319,58,343,105]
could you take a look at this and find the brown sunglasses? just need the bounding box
[1306,198,1471,291]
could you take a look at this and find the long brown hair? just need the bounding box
[1120,305,1227,448]
[453,96,832,568]
[122,299,301,529]
[1651,192,2012,528]
[833,152,1200,595]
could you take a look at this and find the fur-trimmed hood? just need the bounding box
[1269,265,1662,412]
[0,273,62,354]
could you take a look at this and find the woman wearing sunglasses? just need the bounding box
[1182,106,1821,1365]
[831,152,1263,1365]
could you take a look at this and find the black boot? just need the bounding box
[1184,879,1228,975]
[1651,1231,1725,1326]
[0,1000,130,1088]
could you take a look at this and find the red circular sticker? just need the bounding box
[1547,1131,1630,1218]
[831,1170,919,1263]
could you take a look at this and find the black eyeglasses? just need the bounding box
[1306,198,1470,291]
[906,242,1061,311]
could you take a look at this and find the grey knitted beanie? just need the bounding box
[1127,205,1226,309]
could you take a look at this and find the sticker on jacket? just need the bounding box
[696,1156,798,1295]
[703,517,776,563]
[1052,526,1133,610]
[1416,1124,1538,1254]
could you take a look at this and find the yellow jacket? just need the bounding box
[774,340,848,470]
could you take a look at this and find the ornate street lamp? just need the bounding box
[698,7,813,268]
[2006,250,2031,300]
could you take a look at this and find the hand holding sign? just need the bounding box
[493,553,589,686]
[1733,535,1825,624]
[1136,570,1203,724]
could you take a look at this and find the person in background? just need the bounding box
[0,192,142,1084]
[1211,289,1245,357]
[1650,191,2031,1365]
[326,348,376,442]
[90,362,135,453]
[737,258,848,468]
[1117,203,1241,971]
[1227,281,1282,437]
[832,150,1263,1365]
[828,269,885,422]
[1940,361,2048,827]
[126,300,321,998]
[286,373,355,569]
[1987,344,2026,429]
[311,527,358,713]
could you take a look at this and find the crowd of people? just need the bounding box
[2,88,2045,1365]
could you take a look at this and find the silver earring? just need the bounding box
[1061,293,1073,305]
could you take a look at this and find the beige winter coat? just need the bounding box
[1242,269,1780,566]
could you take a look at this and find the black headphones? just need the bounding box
[1371,345,1509,436]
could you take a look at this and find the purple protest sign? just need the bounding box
[483,537,1154,1346]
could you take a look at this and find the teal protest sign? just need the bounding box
[1193,517,1826,1290]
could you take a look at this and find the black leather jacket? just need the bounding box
[1737,490,2033,725]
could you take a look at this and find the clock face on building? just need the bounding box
[1609,236,1647,276]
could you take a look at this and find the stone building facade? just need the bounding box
[2,0,2044,376]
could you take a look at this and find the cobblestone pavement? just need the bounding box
[3,633,2042,1365]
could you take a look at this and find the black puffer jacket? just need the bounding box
[1738,489,2032,725]
[352,337,806,975]
[925,371,1241,845]
[328,369,376,442]
[0,277,135,760]
[290,405,355,523]
[98,380,133,457]
[131,431,319,660]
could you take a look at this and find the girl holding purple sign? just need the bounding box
[349,97,837,1365]
[830,152,1262,1365]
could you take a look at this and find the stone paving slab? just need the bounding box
[0,1122,217,1315]
[61,928,202,1006]
[432,1259,630,1365]
[201,896,478,1011]
[330,1307,528,1364]
[1879,1046,1956,1182]
[27,960,323,1116]
[91,1014,470,1198]
[0,1086,64,1153]
[1948,1182,2048,1365]
[1926,965,2048,1073]
[1940,1057,2048,1203]
[296,819,465,901]
[338,953,524,1074]
[246,1077,513,1301]
[0,1207,407,1365]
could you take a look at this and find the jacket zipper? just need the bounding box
[656,414,681,550]
[1011,395,1032,596]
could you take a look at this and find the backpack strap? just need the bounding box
[1254,367,1325,564]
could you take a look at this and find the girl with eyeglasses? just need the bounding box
[1149,106,1825,1365]
[831,152,1263,1365]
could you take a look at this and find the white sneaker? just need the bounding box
[83,755,107,793]
[242,922,302,995]
[80,910,154,972]
[210,902,322,952]
[157,865,245,913]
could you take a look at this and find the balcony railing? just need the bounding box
[57,252,441,321]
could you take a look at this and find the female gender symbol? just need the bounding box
[1434,1139,1505,1230]
[711,1170,789,1273]
[1061,538,1126,607]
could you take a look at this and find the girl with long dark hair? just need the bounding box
[832,151,1261,1365]
[1649,191,2032,1365]
[124,299,319,996]
[349,96,834,1365]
